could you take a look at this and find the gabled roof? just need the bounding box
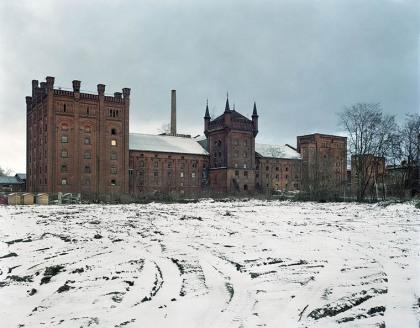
[129,133,208,155]
[0,176,24,185]
[255,143,301,160]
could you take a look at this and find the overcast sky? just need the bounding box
[0,0,418,173]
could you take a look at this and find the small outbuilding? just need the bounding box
[22,193,34,205]
[8,193,21,205]
[36,193,49,205]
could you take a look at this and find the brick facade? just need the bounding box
[129,151,208,196]
[204,99,258,193]
[26,79,346,199]
[297,133,347,196]
[26,77,130,197]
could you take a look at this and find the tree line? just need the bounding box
[339,103,419,201]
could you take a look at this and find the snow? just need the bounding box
[129,133,208,155]
[0,201,418,328]
[255,143,301,159]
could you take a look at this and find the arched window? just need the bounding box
[61,123,69,131]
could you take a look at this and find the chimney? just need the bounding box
[171,90,176,135]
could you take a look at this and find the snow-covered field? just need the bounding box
[0,200,419,328]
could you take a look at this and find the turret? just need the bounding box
[97,84,105,96]
[72,80,81,93]
[204,99,211,135]
[252,102,258,136]
[223,94,232,126]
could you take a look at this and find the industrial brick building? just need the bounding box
[26,77,346,199]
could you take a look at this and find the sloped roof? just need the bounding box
[0,176,23,185]
[129,133,208,155]
[255,143,301,160]
[211,110,252,124]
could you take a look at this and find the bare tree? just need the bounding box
[339,103,396,201]
[158,123,171,135]
[400,114,420,195]
[0,166,12,176]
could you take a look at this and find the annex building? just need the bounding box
[26,77,346,198]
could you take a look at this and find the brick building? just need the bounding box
[26,77,346,199]
[255,144,301,192]
[26,77,130,197]
[297,133,347,197]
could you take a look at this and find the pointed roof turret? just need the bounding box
[204,99,210,119]
[224,93,230,112]
[252,101,258,116]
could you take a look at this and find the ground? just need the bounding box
[0,200,418,328]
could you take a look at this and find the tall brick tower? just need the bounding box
[204,97,258,193]
[26,77,130,198]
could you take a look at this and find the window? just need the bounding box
[192,172,196,178]
[61,165,67,173]
[168,161,173,169]
[153,172,158,177]
[234,163,238,168]
[243,152,247,158]
[235,170,239,176]
[86,107,89,115]
[63,104,67,113]
[285,167,288,171]
[111,139,117,146]
[84,137,91,145]
[139,160,145,167]
[111,152,117,160]
[192,162,197,168]
[84,165,91,174]
[244,140,248,146]
[243,164,247,169]
[110,167,117,175]
[275,167,279,171]
[111,128,117,135]
[168,171,172,177]
[61,135,68,143]
[275,174,279,179]
[84,178,90,186]
[244,171,248,177]
[266,166,269,171]
[153,161,158,168]
[61,124,69,131]
[180,172,184,178]
[111,179,116,186]
[84,151,91,159]
[61,178,67,185]
[61,150,68,158]
[85,126,91,133]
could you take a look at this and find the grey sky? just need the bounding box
[0,0,418,173]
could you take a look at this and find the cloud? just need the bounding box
[0,0,418,172]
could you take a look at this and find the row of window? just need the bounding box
[61,178,117,186]
[60,165,117,174]
[61,136,118,146]
[61,150,118,159]
[131,171,197,178]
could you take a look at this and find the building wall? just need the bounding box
[297,134,347,195]
[256,157,301,192]
[205,107,258,193]
[26,77,130,196]
[129,151,208,196]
